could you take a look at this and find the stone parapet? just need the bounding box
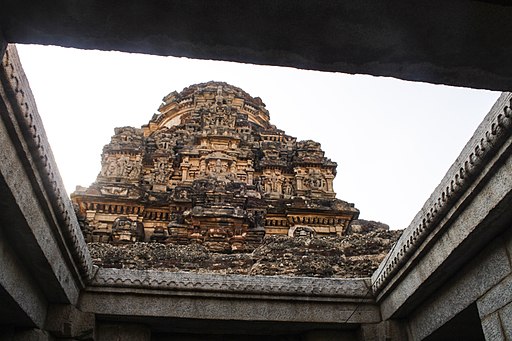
[89,267,372,300]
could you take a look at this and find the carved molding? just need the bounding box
[90,267,371,299]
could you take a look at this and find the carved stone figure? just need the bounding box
[283,179,294,196]
[111,217,145,243]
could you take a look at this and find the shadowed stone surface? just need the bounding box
[2,1,512,90]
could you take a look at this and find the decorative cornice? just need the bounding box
[1,45,93,281]
[90,267,371,299]
[371,92,512,293]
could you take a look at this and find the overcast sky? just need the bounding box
[16,44,500,230]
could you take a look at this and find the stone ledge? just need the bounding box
[89,267,372,300]
[82,270,380,325]
[82,268,381,325]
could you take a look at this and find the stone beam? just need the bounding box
[80,269,380,332]
[1,1,512,91]
[0,45,93,326]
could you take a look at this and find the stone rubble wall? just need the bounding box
[88,225,401,278]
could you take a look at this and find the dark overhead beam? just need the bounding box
[1,1,512,90]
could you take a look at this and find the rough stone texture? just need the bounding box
[72,82,359,252]
[506,225,512,264]
[3,2,512,90]
[87,228,400,278]
[0,46,93,281]
[346,219,389,235]
[1,13,512,337]
[481,313,505,341]
[500,302,512,340]
[152,332,357,341]
[477,273,512,318]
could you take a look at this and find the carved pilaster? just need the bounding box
[325,175,334,192]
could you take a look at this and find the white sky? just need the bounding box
[16,44,500,230]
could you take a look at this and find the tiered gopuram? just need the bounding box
[72,82,359,251]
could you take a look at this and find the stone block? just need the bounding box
[477,272,512,318]
[45,304,95,339]
[499,301,512,340]
[481,313,504,341]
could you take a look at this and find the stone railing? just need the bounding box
[371,92,512,293]
[1,45,94,281]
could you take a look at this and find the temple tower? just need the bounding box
[72,81,359,251]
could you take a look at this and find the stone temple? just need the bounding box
[2,40,512,339]
[71,81,359,252]
[2,4,512,338]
